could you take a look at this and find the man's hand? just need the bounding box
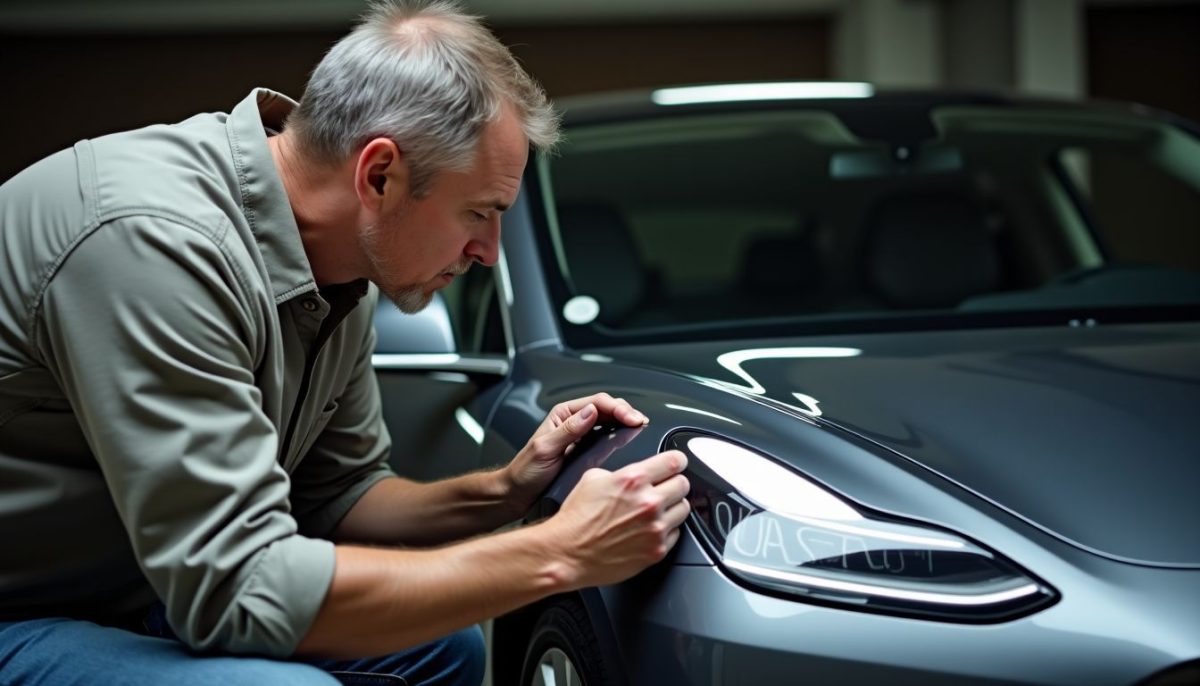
[303,417,688,659]
[543,450,691,589]
[504,392,649,510]
[300,450,690,659]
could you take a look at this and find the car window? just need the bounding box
[373,266,506,355]
[455,267,507,355]
[1058,146,1200,272]
[537,105,1200,343]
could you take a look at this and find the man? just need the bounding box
[0,1,690,684]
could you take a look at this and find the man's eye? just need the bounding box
[470,211,487,221]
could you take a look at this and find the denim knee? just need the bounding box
[187,657,341,686]
[0,618,341,686]
[307,625,487,686]
[395,625,486,686]
[410,625,486,686]
[443,625,487,686]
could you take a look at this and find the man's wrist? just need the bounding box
[494,463,536,520]
[523,518,582,593]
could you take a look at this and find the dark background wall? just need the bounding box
[1085,3,1200,267]
[1087,3,1200,122]
[0,1,1197,184]
[0,16,829,183]
[496,19,829,97]
[0,32,340,181]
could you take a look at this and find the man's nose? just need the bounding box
[466,216,501,266]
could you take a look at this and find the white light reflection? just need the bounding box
[580,353,613,364]
[791,393,822,417]
[373,353,460,367]
[715,347,861,395]
[496,245,514,307]
[652,82,874,106]
[689,376,818,427]
[371,354,508,376]
[726,559,1040,607]
[665,403,742,425]
[697,347,860,418]
[429,371,471,384]
[688,436,860,521]
[563,295,600,325]
[454,408,484,444]
[787,514,966,550]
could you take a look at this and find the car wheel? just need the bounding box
[521,598,617,686]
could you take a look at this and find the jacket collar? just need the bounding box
[227,88,317,304]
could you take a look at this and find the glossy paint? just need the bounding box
[474,185,1200,685]
[487,345,1200,684]
[598,324,1200,567]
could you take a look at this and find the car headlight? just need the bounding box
[672,431,1057,622]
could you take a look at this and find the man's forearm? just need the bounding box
[296,521,572,658]
[331,393,654,548]
[303,449,690,660]
[333,470,525,546]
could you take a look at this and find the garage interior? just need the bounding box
[2,1,1197,684]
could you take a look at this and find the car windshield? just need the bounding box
[534,101,1200,345]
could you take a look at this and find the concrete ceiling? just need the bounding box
[0,0,842,32]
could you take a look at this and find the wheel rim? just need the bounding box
[531,646,582,686]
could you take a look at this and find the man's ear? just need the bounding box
[353,137,409,213]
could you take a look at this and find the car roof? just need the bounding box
[553,82,1200,136]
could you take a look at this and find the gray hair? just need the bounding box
[287,0,559,195]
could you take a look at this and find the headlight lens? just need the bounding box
[674,432,1057,621]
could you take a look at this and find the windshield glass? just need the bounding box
[537,103,1200,343]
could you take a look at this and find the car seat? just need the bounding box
[736,225,826,318]
[860,192,1004,309]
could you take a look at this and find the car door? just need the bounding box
[371,266,512,482]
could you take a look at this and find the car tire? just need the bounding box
[520,598,618,686]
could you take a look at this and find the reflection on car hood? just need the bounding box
[606,323,1200,567]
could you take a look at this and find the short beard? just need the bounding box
[360,218,473,314]
[359,216,432,314]
[384,284,434,314]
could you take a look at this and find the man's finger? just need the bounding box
[619,450,687,485]
[662,497,691,530]
[652,473,691,506]
[556,393,612,417]
[549,403,597,448]
[612,403,648,427]
[661,527,682,556]
[561,393,647,427]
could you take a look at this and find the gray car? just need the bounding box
[372,83,1200,685]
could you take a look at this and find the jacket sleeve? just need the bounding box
[290,288,397,539]
[34,214,334,657]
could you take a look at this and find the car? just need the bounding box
[370,82,1200,685]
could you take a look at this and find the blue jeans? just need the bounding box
[0,615,485,686]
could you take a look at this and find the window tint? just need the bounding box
[373,267,506,355]
[540,106,1200,339]
[455,268,507,355]
[1059,147,1200,271]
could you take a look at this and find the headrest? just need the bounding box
[555,204,646,324]
[862,193,1001,308]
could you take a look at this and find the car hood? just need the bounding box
[605,323,1200,567]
